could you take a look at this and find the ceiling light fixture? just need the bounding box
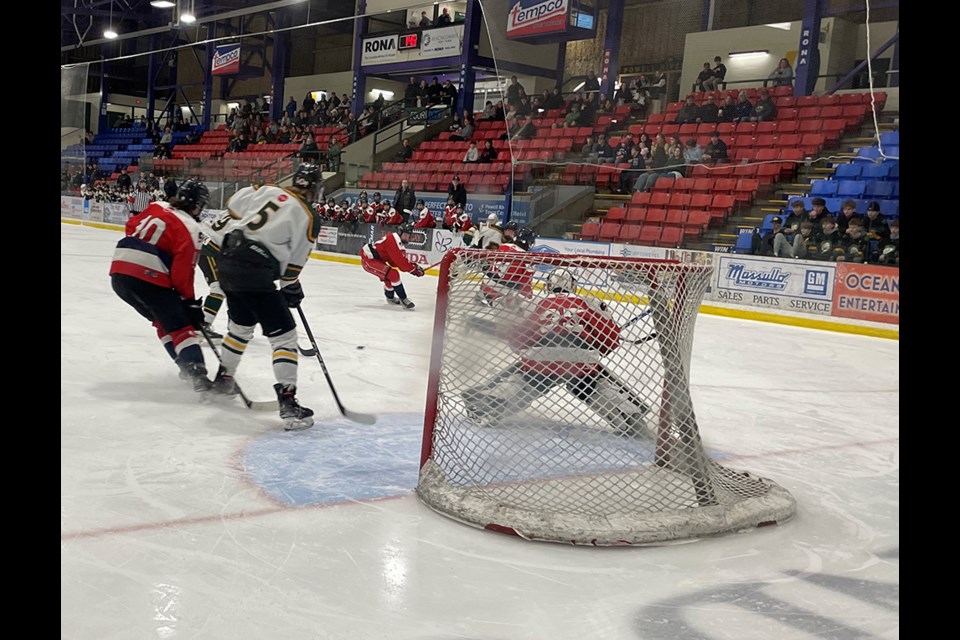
[104,1,118,39]
[728,50,770,59]
[180,0,197,24]
[150,1,176,8]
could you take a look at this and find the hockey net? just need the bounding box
[417,250,795,545]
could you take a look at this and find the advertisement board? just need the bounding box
[212,44,241,75]
[831,263,900,324]
[360,35,398,65]
[61,196,84,219]
[421,26,463,56]
[530,237,610,257]
[506,0,569,39]
[712,254,834,315]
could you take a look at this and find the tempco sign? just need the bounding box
[361,35,398,65]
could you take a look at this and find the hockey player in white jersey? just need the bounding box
[205,163,323,430]
[470,213,504,250]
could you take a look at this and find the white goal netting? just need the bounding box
[417,250,795,545]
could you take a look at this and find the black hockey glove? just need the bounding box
[280,281,305,308]
[182,298,204,329]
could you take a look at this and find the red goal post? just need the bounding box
[417,249,796,545]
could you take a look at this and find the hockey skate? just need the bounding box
[274,383,314,431]
[209,366,239,397]
[461,388,506,426]
[386,296,401,305]
[177,360,212,393]
[399,298,415,309]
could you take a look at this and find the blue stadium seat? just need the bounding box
[834,163,862,179]
[733,229,755,254]
[878,200,899,217]
[809,180,839,197]
[879,131,899,146]
[836,180,864,199]
[860,164,891,181]
[864,181,895,199]
[855,147,882,162]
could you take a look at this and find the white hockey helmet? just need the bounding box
[547,268,576,293]
[487,213,499,225]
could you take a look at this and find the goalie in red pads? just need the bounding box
[462,268,649,437]
[360,224,425,309]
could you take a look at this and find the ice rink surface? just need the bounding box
[61,223,899,640]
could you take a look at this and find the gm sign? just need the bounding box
[361,35,398,65]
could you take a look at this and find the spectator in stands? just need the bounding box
[507,115,536,141]
[874,218,899,266]
[814,216,844,261]
[768,57,795,87]
[302,92,316,116]
[506,76,524,108]
[649,70,667,109]
[437,6,452,26]
[864,201,890,243]
[516,96,533,118]
[417,79,430,108]
[716,95,738,122]
[116,166,133,191]
[326,136,342,173]
[807,197,831,226]
[752,215,783,255]
[479,139,498,163]
[372,91,386,114]
[564,102,584,128]
[298,132,320,162]
[545,87,565,111]
[447,175,468,208]
[427,77,443,105]
[674,95,698,124]
[836,199,862,235]
[697,97,720,124]
[481,100,498,120]
[83,130,95,145]
[774,219,817,258]
[695,63,716,92]
[749,88,777,122]
[613,135,633,163]
[441,79,458,107]
[598,96,615,115]
[395,137,415,162]
[155,126,174,158]
[463,141,479,163]
[683,138,704,164]
[617,145,648,194]
[633,138,672,192]
[837,218,871,263]
[285,96,297,119]
[394,179,417,222]
[777,198,807,246]
[584,70,601,97]
[493,100,506,121]
[730,91,754,124]
[449,110,475,141]
[581,134,599,161]
[419,10,432,27]
[702,131,730,163]
[405,77,420,109]
[594,133,615,163]
[710,56,727,89]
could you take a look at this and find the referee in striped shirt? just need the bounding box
[131,179,154,215]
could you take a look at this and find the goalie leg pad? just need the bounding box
[573,368,651,438]
[462,369,554,425]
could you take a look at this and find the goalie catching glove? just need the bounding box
[182,298,204,329]
[280,281,305,307]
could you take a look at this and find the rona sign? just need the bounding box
[506,0,569,39]
[361,35,398,65]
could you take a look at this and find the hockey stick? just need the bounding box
[296,306,377,425]
[198,325,278,411]
[298,343,317,357]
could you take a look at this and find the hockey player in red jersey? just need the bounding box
[110,180,213,391]
[442,196,459,230]
[359,223,425,309]
[412,200,436,229]
[382,201,404,226]
[478,225,537,306]
[205,163,323,430]
[462,268,649,437]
